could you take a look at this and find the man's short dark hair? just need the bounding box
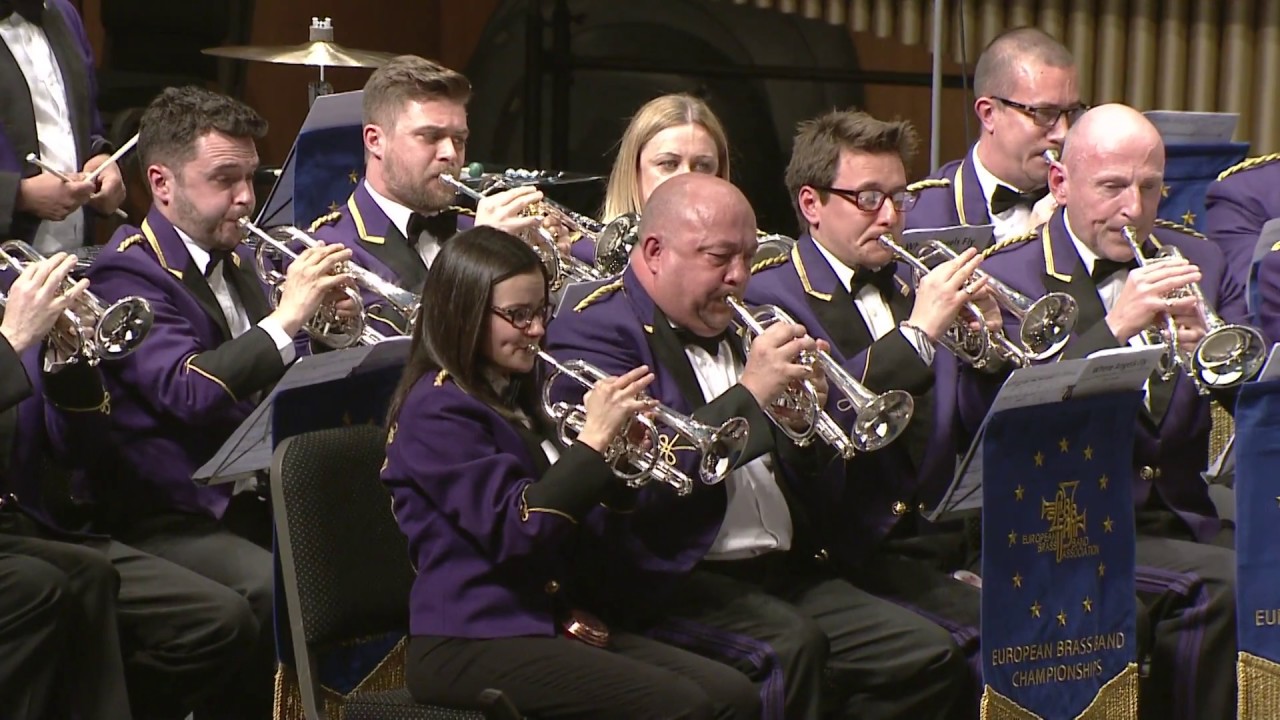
[973,27,1075,98]
[362,55,471,129]
[138,86,268,170]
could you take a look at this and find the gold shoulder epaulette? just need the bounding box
[1153,218,1207,241]
[572,277,624,313]
[450,205,476,217]
[907,178,950,193]
[307,211,342,233]
[981,229,1038,259]
[1217,153,1280,182]
[751,254,790,274]
[433,369,450,386]
[116,233,145,253]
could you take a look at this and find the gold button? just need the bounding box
[891,501,908,516]
[1139,466,1154,481]
[918,502,928,514]
[813,548,829,564]
[544,580,560,595]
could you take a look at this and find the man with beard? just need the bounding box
[85,86,354,718]
[310,55,577,337]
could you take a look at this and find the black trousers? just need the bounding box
[114,495,275,720]
[658,553,971,720]
[406,632,761,720]
[0,535,128,720]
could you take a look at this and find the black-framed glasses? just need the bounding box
[491,303,552,330]
[813,186,918,213]
[992,97,1089,128]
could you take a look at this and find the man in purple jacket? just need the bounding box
[1204,155,1280,290]
[906,27,1085,244]
[85,86,352,718]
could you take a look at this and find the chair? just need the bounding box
[271,425,520,720]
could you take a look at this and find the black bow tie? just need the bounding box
[407,210,457,242]
[852,262,899,296]
[674,327,729,357]
[205,249,232,278]
[1090,257,1139,284]
[0,0,43,24]
[990,184,1050,216]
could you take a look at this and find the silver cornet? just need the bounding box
[1122,225,1265,392]
[594,213,640,277]
[0,240,153,365]
[725,296,914,458]
[914,239,1078,360]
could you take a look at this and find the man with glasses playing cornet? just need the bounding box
[970,103,1239,720]
[545,172,972,720]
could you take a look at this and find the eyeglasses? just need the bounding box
[813,186,918,213]
[491,303,552,330]
[992,97,1089,128]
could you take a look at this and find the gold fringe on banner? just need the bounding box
[981,663,1139,720]
[273,637,410,720]
[1238,651,1280,719]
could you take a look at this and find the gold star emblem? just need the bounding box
[1031,601,1042,618]
[1034,451,1045,467]
[1181,209,1197,226]
[1160,184,1170,198]
[1103,516,1114,533]
[1099,474,1109,490]
[1013,573,1023,588]
[1083,445,1093,460]
[1098,562,1106,577]
[1059,437,1069,453]
[1057,610,1068,626]
[328,200,340,213]
[1015,485,1025,501]
[1083,597,1093,613]
[1008,530,1018,547]
[348,169,359,184]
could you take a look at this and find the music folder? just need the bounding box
[192,338,411,486]
[256,89,364,228]
[924,344,1163,523]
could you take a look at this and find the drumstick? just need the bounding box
[85,133,138,184]
[24,153,129,220]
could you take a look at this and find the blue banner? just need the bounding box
[981,392,1141,718]
[1160,142,1249,232]
[295,124,365,227]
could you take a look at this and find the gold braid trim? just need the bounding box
[907,178,951,192]
[1217,153,1280,182]
[572,277,625,313]
[1153,218,1207,241]
[982,229,1040,259]
[751,254,790,274]
[980,663,1138,720]
[433,369,450,386]
[273,636,410,720]
[1239,651,1280,719]
[450,205,476,216]
[116,233,146,253]
[307,211,343,233]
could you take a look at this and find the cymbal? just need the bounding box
[201,40,396,69]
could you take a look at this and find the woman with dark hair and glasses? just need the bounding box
[382,226,761,719]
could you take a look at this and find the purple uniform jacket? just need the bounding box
[0,337,110,533]
[1253,242,1280,343]
[382,372,628,638]
[904,152,992,232]
[544,268,816,616]
[84,208,297,520]
[0,0,111,242]
[744,235,965,563]
[1204,157,1280,287]
[967,209,1242,542]
[308,184,476,337]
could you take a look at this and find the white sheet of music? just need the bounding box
[901,224,996,254]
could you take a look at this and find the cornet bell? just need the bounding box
[1019,293,1078,360]
[94,297,154,360]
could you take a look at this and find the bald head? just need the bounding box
[637,173,756,249]
[1061,104,1164,171]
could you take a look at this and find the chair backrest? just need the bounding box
[272,424,411,648]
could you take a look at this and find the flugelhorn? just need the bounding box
[535,347,750,490]
[0,240,153,365]
[914,239,1078,360]
[1122,225,1265,391]
[724,296,914,458]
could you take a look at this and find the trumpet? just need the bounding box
[1122,226,1265,392]
[238,218,417,349]
[594,213,640,276]
[724,296,914,458]
[535,347,750,491]
[914,239,1078,360]
[0,240,153,365]
[438,172,605,290]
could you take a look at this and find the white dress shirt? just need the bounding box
[811,238,935,366]
[0,7,83,254]
[971,144,1054,243]
[176,228,296,365]
[365,181,442,268]
[683,337,794,561]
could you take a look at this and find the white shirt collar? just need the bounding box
[970,143,1013,213]
[364,180,415,239]
[1062,209,1102,277]
[810,234,871,295]
[175,226,216,275]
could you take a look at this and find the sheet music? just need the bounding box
[901,224,996,253]
[1143,110,1239,144]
